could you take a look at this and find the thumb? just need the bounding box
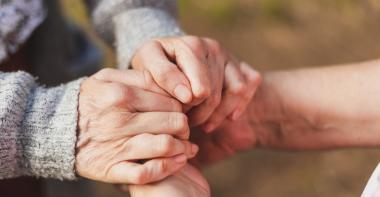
[132,41,193,103]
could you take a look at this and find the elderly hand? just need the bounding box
[131,36,260,131]
[75,68,199,184]
[128,164,210,197]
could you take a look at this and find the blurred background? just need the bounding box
[60,0,380,196]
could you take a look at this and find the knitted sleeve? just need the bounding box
[0,0,46,63]
[85,0,185,69]
[0,71,84,180]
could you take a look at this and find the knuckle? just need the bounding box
[95,68,113,80]
[170,113,188,131]
[107,84,129,105]
[157,135,173,155]
[194,85,211,99]
[184,36,204,51]
[156,160,168,174]
[141,40,160,51]
[205,38,221,51]
[230,82,247,95]
[155,66,178,85]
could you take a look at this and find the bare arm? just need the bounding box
[251,59,380,150]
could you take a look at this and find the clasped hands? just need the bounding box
[75,36,261,196]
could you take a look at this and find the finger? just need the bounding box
[229,62,262,120]
[187,52,226,126]
[124,86,182,112]
[124,112,190,140]
[159,37,212,102]
[187,90,222,126]
[201,62,247,132]
[224,61,247,93]
[132,41,193,103]
[108,155,188,184]
[94,68,167,95]
[123,134,198,160]
[202,91,240,133]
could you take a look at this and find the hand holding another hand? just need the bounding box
[132,36,261,132]
[75,68,199,184]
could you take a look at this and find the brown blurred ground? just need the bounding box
[62,0,380,196]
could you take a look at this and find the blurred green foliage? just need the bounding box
[179,0,239,25]
[257,0,291,21]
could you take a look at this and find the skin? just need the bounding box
[130,59,380,196]
[75,68,198,184]
[75,36,260,186]
[193,59,380,168]
[132,36,258,131]
[129,164,210,197]
[250,59,380,150]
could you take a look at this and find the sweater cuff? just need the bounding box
[114,7,184,69]
[18,78,85,180]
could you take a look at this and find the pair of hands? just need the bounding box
[74,36,261,195]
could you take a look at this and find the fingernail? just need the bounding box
[174,154,187,163]
[203,123,215,133]
[174,84,192,103]
[231,109,242,121]
[191,144,199,155]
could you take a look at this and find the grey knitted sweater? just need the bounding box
[0,0,183,180]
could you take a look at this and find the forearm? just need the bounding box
[250,59,380,149]
[0,71,83,179]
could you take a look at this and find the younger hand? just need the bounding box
[191,112,256,167]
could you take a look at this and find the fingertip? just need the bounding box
[241,62,261,83]
[191,144,199,156]
[174,84,193,103]
[202,122,216,133]
[228,113,236,121]
[173,154,188,164]
[193,85,211,100]
[231,108,243,121]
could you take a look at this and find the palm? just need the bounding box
[190,113,255,166]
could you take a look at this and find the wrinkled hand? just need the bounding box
[129,164,210,197]
[131,36,260,131]
[75,68,199,184]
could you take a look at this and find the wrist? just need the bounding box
[248,71,286,148]
[248,71,333,150]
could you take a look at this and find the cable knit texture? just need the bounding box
[0,71,84,180]
[87,0,185,68]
